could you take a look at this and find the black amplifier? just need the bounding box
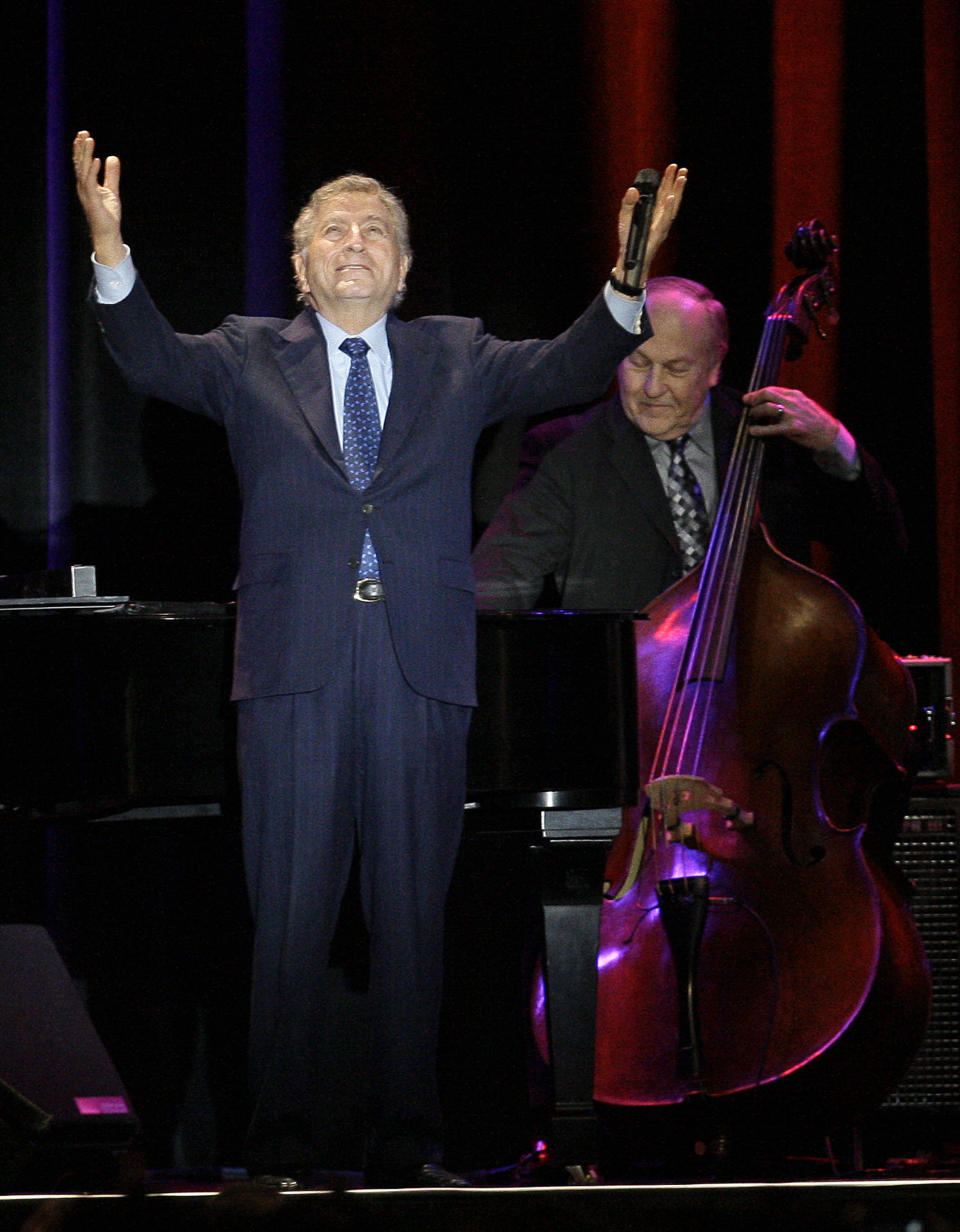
[884,786,960,1110]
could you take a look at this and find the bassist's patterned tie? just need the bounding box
[340,337,381,579]
[665,434,709,572]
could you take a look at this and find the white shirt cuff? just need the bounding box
[91,246,136,303]
[603,281,647,335]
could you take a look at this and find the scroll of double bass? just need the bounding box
[594,225,929,1135]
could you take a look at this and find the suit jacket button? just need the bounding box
[348,558,360,569]
[361,502,374,514]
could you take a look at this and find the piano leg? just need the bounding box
[531,839,611,1173]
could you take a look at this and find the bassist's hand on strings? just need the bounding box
[743,386,848,457]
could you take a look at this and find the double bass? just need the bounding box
[593,226,929,1153]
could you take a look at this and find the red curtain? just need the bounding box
[585,0,960,663]
[770,0,843,415]
[927,0,960,669]
[584,0,678,275]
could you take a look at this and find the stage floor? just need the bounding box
[2,1173,960,1232]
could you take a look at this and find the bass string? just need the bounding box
[646,315,787,877]
[654,316,787,777]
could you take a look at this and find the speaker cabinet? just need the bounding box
[0,925,138,1190]
[885,787,960,1110]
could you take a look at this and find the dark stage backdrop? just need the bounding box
[3,0,956,654]
[0,0,957,1173]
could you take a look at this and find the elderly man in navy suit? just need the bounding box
[73,131,685,1187]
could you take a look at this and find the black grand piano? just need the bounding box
[0,596,642,1169]
[0,599,638,823]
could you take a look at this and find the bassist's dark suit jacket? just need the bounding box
[473,387,907,642]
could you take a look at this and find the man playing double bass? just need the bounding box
[474,273,922,1178]
[472,275,907,643]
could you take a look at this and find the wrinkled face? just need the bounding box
[292,191,409,323]
[618,291,724,440]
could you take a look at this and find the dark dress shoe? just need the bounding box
[412,1163,471,1188]
[365,1162,471,1188]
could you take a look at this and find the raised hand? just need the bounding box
[72,130,125,266]
[613,163,688,289]
[641,163,687,282]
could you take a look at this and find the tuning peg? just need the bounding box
[785,220,838,271]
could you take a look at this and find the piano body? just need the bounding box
[0,600,638,822]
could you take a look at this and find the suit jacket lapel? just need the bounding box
[603,400,678,547]
[375,316,439,473]
[275,310,344,470]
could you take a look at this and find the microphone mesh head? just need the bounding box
[634,167,660,193]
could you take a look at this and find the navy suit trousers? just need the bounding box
[237,598,471,1176]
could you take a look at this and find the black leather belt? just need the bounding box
[354,578,385,602]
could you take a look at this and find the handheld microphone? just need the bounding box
[620,167,660,294]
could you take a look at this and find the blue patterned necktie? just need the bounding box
[340,336,381,579]
[665,434,709,572]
